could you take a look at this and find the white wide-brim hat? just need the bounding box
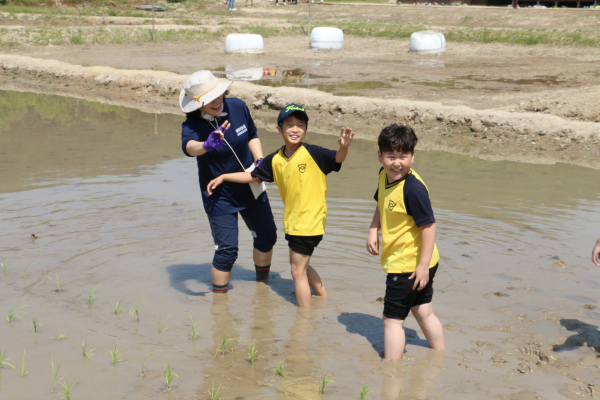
[179,70,232,113]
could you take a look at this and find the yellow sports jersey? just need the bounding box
[251,143,341,236]
[375,168,440,274]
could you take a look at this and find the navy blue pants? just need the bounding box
[208,193,277,272]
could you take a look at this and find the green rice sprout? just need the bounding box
[247,342,258,364]
[33,308,44,333]
[141,359,147,376]
[21,349,28,377]
[318,367,334,394]
[156,315,169,334]
[50,332,68,340]
[43,269,51,284]
[87,284,101,305]
[215,336,238,357]
[189,316,200,342]
[7,305,28,323]
[51,359,60,392]
[114,296,126,315]
[273,360,285,377]
[59,380,76,400]
[163,363,179,391]
[129,296,145,321]
[208,382,225,400]
[55,273,61,293]
[1,258,11,274]
[0,349,15,369]
[359,379,371,400]
[21,263,34,280]
[110,343,128,365]
[82,341,94,359]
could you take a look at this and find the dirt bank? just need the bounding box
[1,53,599,168]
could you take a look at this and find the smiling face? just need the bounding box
[199,94,224,116]
[378,150,415,182]
[277,115,307,147]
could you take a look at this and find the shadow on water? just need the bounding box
[166,263,297,304]
[553,319,600,353]
[337,313,428,358]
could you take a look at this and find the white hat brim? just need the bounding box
[179,80,232,114]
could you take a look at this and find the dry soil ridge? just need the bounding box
[1,53,599,169]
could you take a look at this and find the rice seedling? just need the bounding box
[21,263,34,280]
[359,379,371,400]
[33,308,44,333]
[1,258,10,273]
[129,296,145,321]
[0,349,15,369]
[318,367,334,394]
[21,349,28,377]
[55,273,61,293]
[59,380,76,400]
[110,343,127,365]
[156,315,169,334]
[114,296,126,315]
[87,284,101,305]
[51,359,60,392]
[82,341,94,359]
[43,268,51,284]
[208,382,225,400]
[273,360,285,377]
[215,336,238,357]
[50,332,68,340]
[141,359,147,376]
[7,305,28,323]
[247,342,257,364]
[163,362,179,391]
[189,315,200,342]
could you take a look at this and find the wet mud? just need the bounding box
[1,91,600,399]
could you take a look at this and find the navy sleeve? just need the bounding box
[250,151,277,183]
[304,143,341,175]
[404,175,436,228]
[181,120,200,157]
[245,103,258,141]
[374,167,384,201]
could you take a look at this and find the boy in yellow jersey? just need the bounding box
[366,124,445,359]
[207,104,354,307]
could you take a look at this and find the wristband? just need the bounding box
[256,158,264,166]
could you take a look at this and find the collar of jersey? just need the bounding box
[279,142,304,162]
[201,111,228,121]
[385,169,412,189]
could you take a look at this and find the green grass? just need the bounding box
[0,349,15,369]
[82,341,94,359]
[359,379,371,400]
[87,284,101,305]
[129,296,145,321]
[189,316,200,342]
[163,363,179,391]
[273,360,285,377]
[215,336,238,358]
[7,305,28,323]
[114,296,126,315]
[247,342,257,364]
[51,359,60,392]
[55,273,61,293]
[59,380,76,400]
[33,308,43,333]
[208,383,225,400]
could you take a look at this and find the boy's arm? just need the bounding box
[367,206,381,256]
[335,127,355,163]
[409,222,436,291]
[207,172,255,195]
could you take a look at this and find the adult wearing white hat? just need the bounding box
[181,70,277,293]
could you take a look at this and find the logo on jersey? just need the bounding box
[235,124,248,136]
[388,199,397,211]
[298,163,306,173]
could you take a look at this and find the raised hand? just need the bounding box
[203,120,230,152]
[338,127,355,149]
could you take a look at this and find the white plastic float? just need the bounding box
[409,31,446,53]
[310,27,344,50]
[225,34,264,54]
[225,66,264,81]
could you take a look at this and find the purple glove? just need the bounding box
[203,125,228,152]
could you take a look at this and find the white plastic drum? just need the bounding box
[225,66,264,81]
[409,31,446,53]
[225,34,264,54]
[310,27,344,50]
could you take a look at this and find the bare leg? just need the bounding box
[411,303,445,350]
[289,249,313,307]
[307,265,327,296]
[211,266,231,287]
[383,316,406,360]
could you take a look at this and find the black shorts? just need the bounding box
[383,264,438,321]
[285,234,323,256]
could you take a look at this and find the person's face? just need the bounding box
[378,150,415,182]
[199,94,224,116]
[277,115,307,146]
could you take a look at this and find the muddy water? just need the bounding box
[1,90,599,400]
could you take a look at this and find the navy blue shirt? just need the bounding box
[181,98,259,216]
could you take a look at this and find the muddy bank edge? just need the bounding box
[1,54,599,169]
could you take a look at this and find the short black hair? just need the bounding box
[277,111,309,128]
[378,124,418,154]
